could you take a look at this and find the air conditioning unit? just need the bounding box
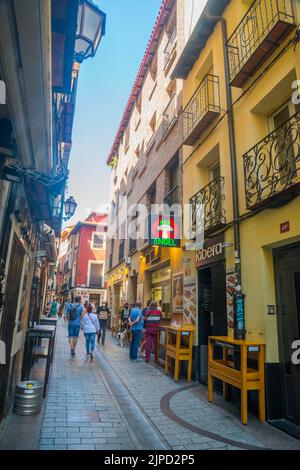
[125,256,131,266]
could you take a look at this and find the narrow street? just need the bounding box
[1,323,299,451]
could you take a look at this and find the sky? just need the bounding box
[66,0,163,225]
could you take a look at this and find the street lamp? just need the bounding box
[64,196,77,220]
[75,0,106,63]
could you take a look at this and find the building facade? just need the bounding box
[173,0,300,434]
[106,0,188,328]
[57,213,108,307]
[0,0,106,423]
[106,0,300,435]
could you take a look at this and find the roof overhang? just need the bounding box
[171,0,230,80]
[51,0,79,94]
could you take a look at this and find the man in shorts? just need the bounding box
[66,296,84,355]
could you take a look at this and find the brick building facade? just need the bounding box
[106,0,188,326]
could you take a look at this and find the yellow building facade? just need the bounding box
[173,0,300,432]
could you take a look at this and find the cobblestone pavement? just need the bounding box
[2,322,300,450]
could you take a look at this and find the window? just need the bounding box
[124,126,130,153]
[71,262,77,287]
[150,55,157,81]
[135,145,140,161]
[74,233,79,251]
[92,232,105,250]
[136,93,142,114]
[88,262,104,288]
[268,100,300,185]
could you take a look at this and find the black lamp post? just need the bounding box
[64,196,77,220]
[74,0,106,63]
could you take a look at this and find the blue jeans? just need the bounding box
[130,330,142,360]
[84,333,96,354]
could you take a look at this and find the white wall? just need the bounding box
[183,0,207,45]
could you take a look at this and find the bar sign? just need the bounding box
[280,221,290,234]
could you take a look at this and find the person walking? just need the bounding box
[143,300,162,364]
[66,296,84,356]
[63,299,71,321]
[128,302,143,361]
[81,304,99,359]
[50,299,58,318]
[120,302,131,328]
[96,301,110,345]
[139,300,151,357]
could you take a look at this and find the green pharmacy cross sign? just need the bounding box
[149,214,181,248]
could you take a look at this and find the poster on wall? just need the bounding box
[137,283,144,303]
[172,273,183,313]
[226,270,237,329]
[183,278,197,324]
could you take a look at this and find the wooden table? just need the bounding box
[162,325,195,382]
[22,325,56,397]
[208,336,266,425]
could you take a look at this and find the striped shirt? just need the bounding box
[144,308,162,329]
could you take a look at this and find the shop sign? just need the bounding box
[149,214,181,248]
[195,234,224,268]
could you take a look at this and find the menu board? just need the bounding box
[172,273,183,313]
[183,278,197,324]
[203,288,213,312]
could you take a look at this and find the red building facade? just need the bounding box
[57,213,108,306]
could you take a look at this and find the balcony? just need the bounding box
[243,111,300,210]
[119,240,125,263]
[227,0,296,88]
[164,185,180,207]
[183,74,220,146]
[88,281,104,289]
[61,282,69,293]
[190,177,226,235]
[164,27,177,72]
[162,95,177,137]
[129,237,137,254]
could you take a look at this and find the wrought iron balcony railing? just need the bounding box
[227,0,296,87]
[243,111,300,210]
[162,94,177,136]
[164,185,180,207]
[183,74,220,146]
[190,177,226,234]
[164,27,177,71]
[129,237,137,254]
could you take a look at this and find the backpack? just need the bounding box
[68,305,79,321]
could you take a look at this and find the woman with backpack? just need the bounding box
[81,304,100,359]
[67,296,84,356]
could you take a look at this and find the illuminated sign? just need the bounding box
[149,214,181,248]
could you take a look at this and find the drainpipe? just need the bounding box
[205,12,245,340]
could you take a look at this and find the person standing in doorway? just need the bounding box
[144,300,162,364]
[128,302,143,361]
[97,301,110,345]
[66,296,84,356]
[82,304,99,359]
